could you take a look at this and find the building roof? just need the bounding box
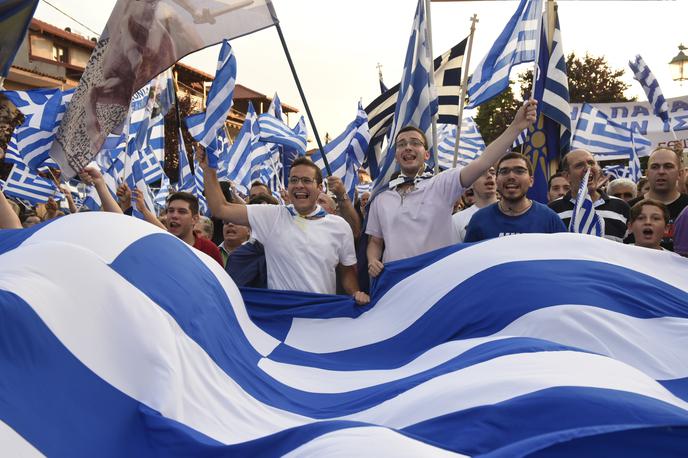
[29,18,97,50]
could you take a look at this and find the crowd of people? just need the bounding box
[2,97,687,302]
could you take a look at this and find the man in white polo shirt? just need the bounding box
[199,151,369,305]
[366,99,537,277]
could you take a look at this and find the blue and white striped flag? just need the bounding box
[208,128,231,178]
[365,38,468,179]
[177,130,195,193]
[193,159,209,216]
[436,118,486,169]
[312,104,370,200]
[602,164,632,180]
[572,103,652,161]
[2,161,62,204]
[629,132,643,184]
[373,0,438,193]
[268,92,283,120]
[139,116,164,185]
[540,12,571,153]
[124,149,154,220]
[185,40,237,151]
[466,0,542,108]
[3,88,74,171]
[257,113,307,155]
[154,172,174,209]
[279,116,307,185]
[629,55,670,123]
[3,214,688,455]
[569,168,604,236]
[222,102,258,190]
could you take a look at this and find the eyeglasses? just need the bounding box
[497,166,529,176]
[395,139,425,149]
[288,176,316,185]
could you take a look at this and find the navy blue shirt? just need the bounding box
[464,201,566,242]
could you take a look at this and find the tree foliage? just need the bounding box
[474,85,521,145]
[517,52,634,103]
[473,52,634,145]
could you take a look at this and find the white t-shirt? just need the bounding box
[366,167,464,262]
[247,205,357,294]
[452,204,480,242]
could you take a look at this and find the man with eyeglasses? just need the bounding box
[366,100,538,277]
[452,167,498,242]
[549,148,630,243]
[200,152,370,305]
[464,153,565,242]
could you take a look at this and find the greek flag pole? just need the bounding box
[424,0,439,174]
[274,23,332,176]
[452,14,479,168]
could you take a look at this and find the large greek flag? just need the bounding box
[572,103,652,161]
[466,0,542,108]
[185,40,237,152]
[311,104,370,200]
[2,212,688,455]
[436,118,486,169]
[629,55,670,123]
[373,0,437,193]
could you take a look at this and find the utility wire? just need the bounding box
[40,0,101,37]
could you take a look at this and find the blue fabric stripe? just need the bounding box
[403,387,688,457]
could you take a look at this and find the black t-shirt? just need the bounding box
[626,193,688,251]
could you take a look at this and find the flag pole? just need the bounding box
[274,23,332,176]
[424,0,439,174]
[453,14,478,168]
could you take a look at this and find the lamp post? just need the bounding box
[669,44,688,83]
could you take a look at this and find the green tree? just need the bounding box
[517,52,634,103]
[474,85,521,144]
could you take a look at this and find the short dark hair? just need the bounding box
[249,194,279,205]
[548,172,566,190]
[167,191,199,215]
[395,125,428,148]
[290,156,323,185]
[629,198,669,224]
[250,181,271,193]
[497,152,533,176]
[649,146,682,168]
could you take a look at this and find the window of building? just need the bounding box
[52,44,67,63]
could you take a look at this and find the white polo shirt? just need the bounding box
[366,167,464,263]
[247,205,357,294]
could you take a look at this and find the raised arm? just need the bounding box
[132,188,167,230]
[196,146,249,226]
[460,99,538,188]
[79,167,123,214]
[327,175,361,239]
[0,191,22,229]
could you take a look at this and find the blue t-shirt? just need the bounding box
[464,201,566,242]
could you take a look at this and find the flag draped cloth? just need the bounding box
[2,212,688,456]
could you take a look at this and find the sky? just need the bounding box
[34,0,688,146]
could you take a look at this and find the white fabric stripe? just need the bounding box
[0,421,44,458]
[14,213,280,356]
[0,242,308,444]
[285,233,688,353]
[262,305,688,393]
[596,209,627,224]
[283,426,465,458]
[338,351,688,429]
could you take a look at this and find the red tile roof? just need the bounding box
[30,18,97,50]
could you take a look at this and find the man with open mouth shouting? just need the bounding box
[200,151,369,305]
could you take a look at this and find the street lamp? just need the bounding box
[669,44,688,83]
